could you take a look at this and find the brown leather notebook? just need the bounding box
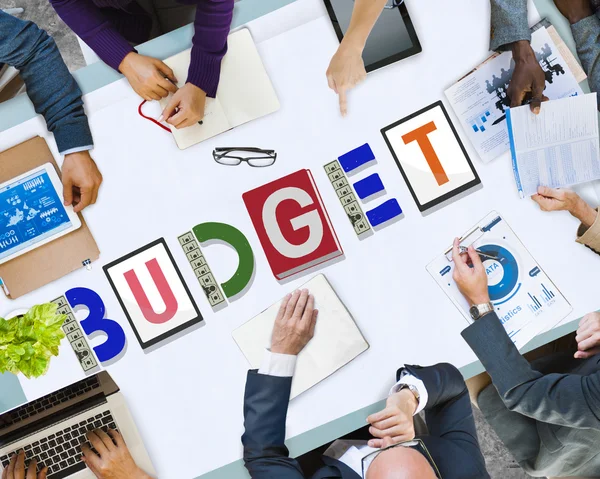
[0,137,99,299]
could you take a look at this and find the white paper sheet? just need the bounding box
[507,93,600,197]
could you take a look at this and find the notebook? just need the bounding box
[242,169,344,280]
[159,28,280,149]
[232,274,369,399]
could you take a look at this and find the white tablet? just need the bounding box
[0,163,81,265]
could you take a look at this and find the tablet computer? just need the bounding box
[381,101,481,212]
[323,0,421,72]
[0,163,81,265]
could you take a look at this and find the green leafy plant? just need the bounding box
[0,303,66,378]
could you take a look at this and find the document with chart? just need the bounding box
[427,212,572,350]
[445,26,583,163]
[507,93,600,197]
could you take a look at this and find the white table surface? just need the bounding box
[1,1,599,478]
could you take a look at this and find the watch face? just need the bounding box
[469,305,480,320]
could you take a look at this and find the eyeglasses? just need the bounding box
[212,147,277,167]
[360,439,441,479]
[353,0,403,9]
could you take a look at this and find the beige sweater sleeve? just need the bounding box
[576,208,600,254]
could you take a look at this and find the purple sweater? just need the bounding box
[49,0,234,97]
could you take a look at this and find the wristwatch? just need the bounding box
[398,383,420,403]
[469,302,494,321]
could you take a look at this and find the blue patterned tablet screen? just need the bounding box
[0,171,72,261]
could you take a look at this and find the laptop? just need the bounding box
[0,372,155,478]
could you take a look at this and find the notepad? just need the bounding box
[159,28,280,149]
[507,93,600,197]
[232,274,369,399]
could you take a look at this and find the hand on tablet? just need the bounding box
[160,83,206,129]
[326,42,366,116]
[451,238,490,306]
[81,429,151,479]
[531,187,598,228]
[508,41,547,114]
[62,151,103,213]
[119,52,178,101]
[270,289,318,356]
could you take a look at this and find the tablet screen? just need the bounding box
[381,101,481,212]
[324,0,421,71]
[0,170,72,261]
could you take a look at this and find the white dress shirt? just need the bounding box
[257,349,429,476]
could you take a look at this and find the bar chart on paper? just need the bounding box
[526,283,557,313]
[468,109,491,133]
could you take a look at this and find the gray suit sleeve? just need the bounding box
[462,312,600,429]
[490,0,531,51]
[571,14,600,110]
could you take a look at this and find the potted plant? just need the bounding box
[0,303,66,378]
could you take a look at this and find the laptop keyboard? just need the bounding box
[0,377,100,428]
[1,410,119,479]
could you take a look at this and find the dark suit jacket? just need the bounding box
[462,312,600,477]
[242,363,490,479]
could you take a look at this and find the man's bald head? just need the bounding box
[366,445,437,479]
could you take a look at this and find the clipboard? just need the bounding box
[0,137,99,299]
[426,211,572,350]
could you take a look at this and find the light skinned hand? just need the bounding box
[508,41,547,114]
[62,151,103,213]
[366,389,418,448]
[326,42,366,116]
[451,238,490,306]
[2,450,47,479]
[160,83,207,129]
[531,186,598,228]
[81,429,151,479]
[118,52,177,101]
[575,312,600,359]
[270,289,318,356]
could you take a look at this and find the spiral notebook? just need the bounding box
[158,28,280,149]
[232,274,369,399]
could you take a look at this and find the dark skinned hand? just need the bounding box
[508,40,547,114]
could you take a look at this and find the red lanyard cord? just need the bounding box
[138,100,171,132]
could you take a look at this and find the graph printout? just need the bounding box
[427,211,572,350]
[0,170,71,261]
[445,27,583,163]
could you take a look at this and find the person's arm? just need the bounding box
[490,0,530,51]
[242,290,318,479]
[0,11,92,154]
[48,0,135,74]
[159,0,234,130]
[453,238,600,429]
[531,187,600,255]
[490,0,546,113]
[462,311,600,428]
[553,0,600,110]
[325,0,387,116]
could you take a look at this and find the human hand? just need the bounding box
[575,312,600,359]
[532,186,598,228]
[553,0,593,24]
[452,238,490,306]
[366,389,418,448]
[62,151,103,213]
[508,40,547,114]
[81,430,151,479]
[270,289,318,356]
[118,52,177,101]
[326,41,366,116]
[2,450,47,479]
[160,83,206,129]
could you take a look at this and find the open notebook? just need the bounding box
[159,28,280,149]
[232,274,369,399]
